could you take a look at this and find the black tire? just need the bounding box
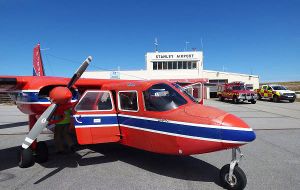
[220,164,247,190]
[289,99,295,103]
[18,148,35,168]
[251,100,256,104]
[219,95,224,102]
[273,95,279,103]
[35,141,48,163]
[257,94,262,100]
[232,96,239,104]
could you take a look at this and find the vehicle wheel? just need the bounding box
[220,164,247,190]
[232,97,239,104]
[289,99,295,103]
[18,148,35,168]
[273,95,279,103]
[251,100,256,104]
[35,141,48,163]
[219,96,224,102]
[257,94,262,100]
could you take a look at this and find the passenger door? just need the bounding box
[267,86,273,98]
[73,90,120,144]
[261,85,267,98]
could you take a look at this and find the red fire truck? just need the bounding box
[217,82,257,104]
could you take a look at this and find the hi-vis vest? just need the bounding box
[57,109,71,125]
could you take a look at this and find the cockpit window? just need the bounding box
[143,83,187,111]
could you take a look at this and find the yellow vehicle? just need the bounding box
[256,84,296,103]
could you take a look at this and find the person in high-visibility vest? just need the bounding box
[51,108,74,153]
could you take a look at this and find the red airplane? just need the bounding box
[0,44,256,190]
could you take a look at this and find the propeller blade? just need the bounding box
[67,56,92,89]
[21,104,57,149]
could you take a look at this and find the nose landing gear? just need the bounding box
[220,148,247,190]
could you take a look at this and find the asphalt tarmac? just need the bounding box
[0,99,300,190]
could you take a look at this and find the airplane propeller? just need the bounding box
[21,56,92,149]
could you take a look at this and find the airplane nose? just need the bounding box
[221,114,256,144]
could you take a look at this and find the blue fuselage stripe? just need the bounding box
[16,91,78,103]
[72,114,255,143]
[118,116,254,142]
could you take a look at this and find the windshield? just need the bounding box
[172,83,198,103]
[272,85,287,90]
[232,85,246,90]
[143,83,187,111]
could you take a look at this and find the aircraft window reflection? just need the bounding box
[119,91,138,111]
[143,83,187,111]
[75,91,113,111]
[172,83,198,103]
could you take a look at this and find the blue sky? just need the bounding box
[0,0,299,82]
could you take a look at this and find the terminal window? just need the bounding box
[153,61,197,70]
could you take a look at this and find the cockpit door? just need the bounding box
[73,90,120,144]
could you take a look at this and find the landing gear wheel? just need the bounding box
[35,141,48,163]
[220,164,247,190]
[18,148,35,168]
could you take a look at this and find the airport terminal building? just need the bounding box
[83,51,259,98]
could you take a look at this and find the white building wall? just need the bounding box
[203,70,259,89]
[82,50,259,90]
[83,69,259,89]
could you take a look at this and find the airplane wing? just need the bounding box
[0,77,23,92]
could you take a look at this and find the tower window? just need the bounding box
[163,62,167,70]
[168,62,173,70]
[173,61,178,69]
[178,61,183,69]
[158,62,162,70]
[153,62,157,70]
[192,62,197,69]
[188,61,192,69]
[183,61,187,69]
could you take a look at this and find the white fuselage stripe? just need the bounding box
[120,124,247,144]
[73,114,117,117]
[118,114,253,132]
[75,124,119,128]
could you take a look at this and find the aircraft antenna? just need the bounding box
[154,37,158,52]
[185,41,190,51]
